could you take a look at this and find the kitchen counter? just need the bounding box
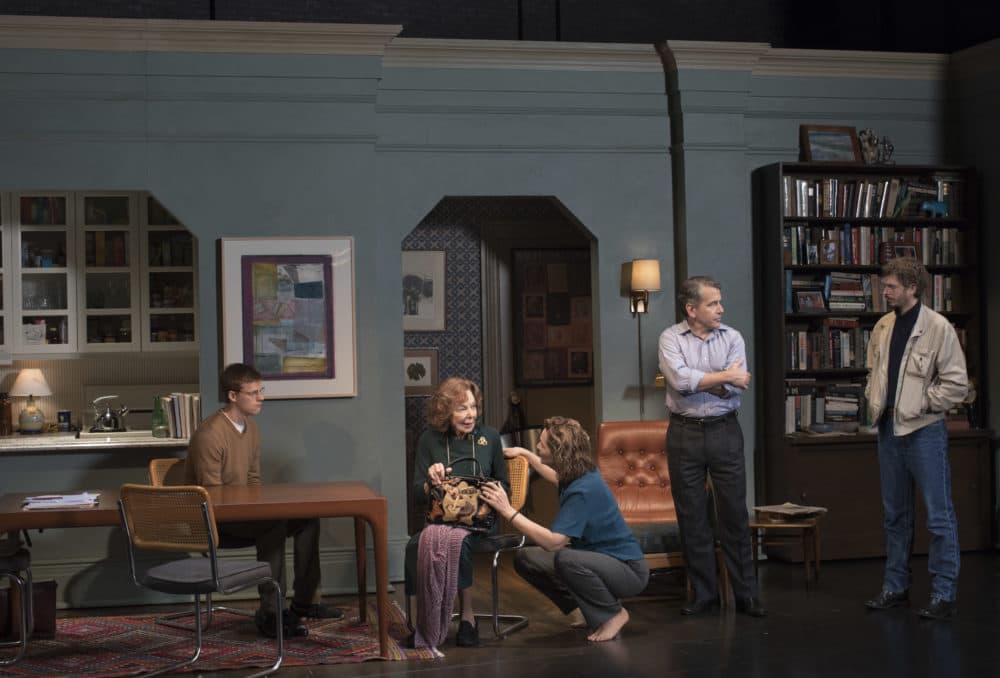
[0,430,189,454]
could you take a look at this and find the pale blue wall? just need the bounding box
[0,40,672,605]
[3,32,996,606]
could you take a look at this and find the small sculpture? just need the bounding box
[858,128,879,165]
[877,136,895,165]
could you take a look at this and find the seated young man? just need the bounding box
[185,362,342,637]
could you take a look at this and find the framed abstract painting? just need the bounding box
[219,237,357,398]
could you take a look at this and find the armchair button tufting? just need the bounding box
[617,480,624,487]
[660,482,666,488]
[638,482,645,488]
[617,449,624,455]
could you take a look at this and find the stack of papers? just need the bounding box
[22,492,100,510]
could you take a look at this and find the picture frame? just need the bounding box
[799,125,863,164]
[820,239,840,265]
[512,248,593,386]
[794,289,828,313]
[402,250,446,331]
[219,237,357,399]
[403,348,438,396]
[893,243,918,259]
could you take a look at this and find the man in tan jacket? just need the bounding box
[863,258,968,620]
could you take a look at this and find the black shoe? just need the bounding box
[680,598,720,616]
[918,597,956,620]
[291,602,344,620]
[254,608,309,639]
[865,589,910,610]
[735,597,767,617]
[455,619,480,647]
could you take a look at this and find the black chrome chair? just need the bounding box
[0,537,32,666]
[119,483,283,677]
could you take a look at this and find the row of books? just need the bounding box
[786,318,870,370]
[784,380,868,434]
[782,174,964,219]
[84,231,129,267]
[783,224,966,267]
[787,271,883,313]
[785,378,974,435]
[158,392,201,439]
[786,271,965,314]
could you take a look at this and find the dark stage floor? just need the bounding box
[56,551,1000,677]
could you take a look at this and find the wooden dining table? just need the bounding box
[0,481,391,658]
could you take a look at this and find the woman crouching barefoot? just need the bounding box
[481,417,648,642]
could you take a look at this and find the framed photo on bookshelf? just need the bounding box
[820,239,839,265]
[799,125,863,163]
[794,289,827,313]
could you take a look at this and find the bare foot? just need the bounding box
[568,609,588,629]
[587,608,629,642]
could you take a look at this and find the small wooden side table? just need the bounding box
[750,511,824,586]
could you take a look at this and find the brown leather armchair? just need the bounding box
[595,420,729,601]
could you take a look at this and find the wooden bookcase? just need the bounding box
[752,162,992,560]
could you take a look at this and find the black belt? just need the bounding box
[670,411,737,426]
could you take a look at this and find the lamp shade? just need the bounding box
[630,259,661,292]
[10,369,52,398]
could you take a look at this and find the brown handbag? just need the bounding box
[425,456,498,533]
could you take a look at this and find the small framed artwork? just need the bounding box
[402,250,446,331]
[403,348,438,396]
[820,239,840,265]
[893,243,918,259]
[219,237,357,399]
[806,243,819,265]
[799,125,863,163]
[794,289,828,313]
[511,248,593,386]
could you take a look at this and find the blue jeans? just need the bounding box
[877,417,960,600]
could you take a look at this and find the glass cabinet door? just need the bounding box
[141,196,197,350]
[14,193,75,353]
[77,193,140,351]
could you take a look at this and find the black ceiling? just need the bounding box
[2,1,998,54]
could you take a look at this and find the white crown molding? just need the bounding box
[951,38,1000,80]
[383,38,662,72]
[660,40,949,80]
[0,16,401,55]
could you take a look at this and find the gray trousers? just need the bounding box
[218,518,321,614]
[514,546,649,628]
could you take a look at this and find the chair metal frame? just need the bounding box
[146,457,257,631]
[0,544,32,666]
[408,455,531,639]
[119,483,283,677]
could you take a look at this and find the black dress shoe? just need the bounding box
[455,619,480,647]
[735,597,767,617]
[918,597,956,620]
[865,589,910,610]
[254,608,308,639]
[680,598,720,616]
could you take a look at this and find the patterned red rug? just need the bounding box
[3,601,435,676]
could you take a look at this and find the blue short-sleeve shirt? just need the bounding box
[551,470,643,562]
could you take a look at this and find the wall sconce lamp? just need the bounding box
[625,259,662,419]
[10,368,52,434]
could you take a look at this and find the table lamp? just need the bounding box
[10,368,52,434]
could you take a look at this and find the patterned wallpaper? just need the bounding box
[401,196,572,532]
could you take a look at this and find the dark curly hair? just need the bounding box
[426,377,483,433]
[882,256,930,299]
[544,416,595,485]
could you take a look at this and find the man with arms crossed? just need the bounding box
[658,276,765,617]
[186,362,342,638]
[864,257,967,619]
